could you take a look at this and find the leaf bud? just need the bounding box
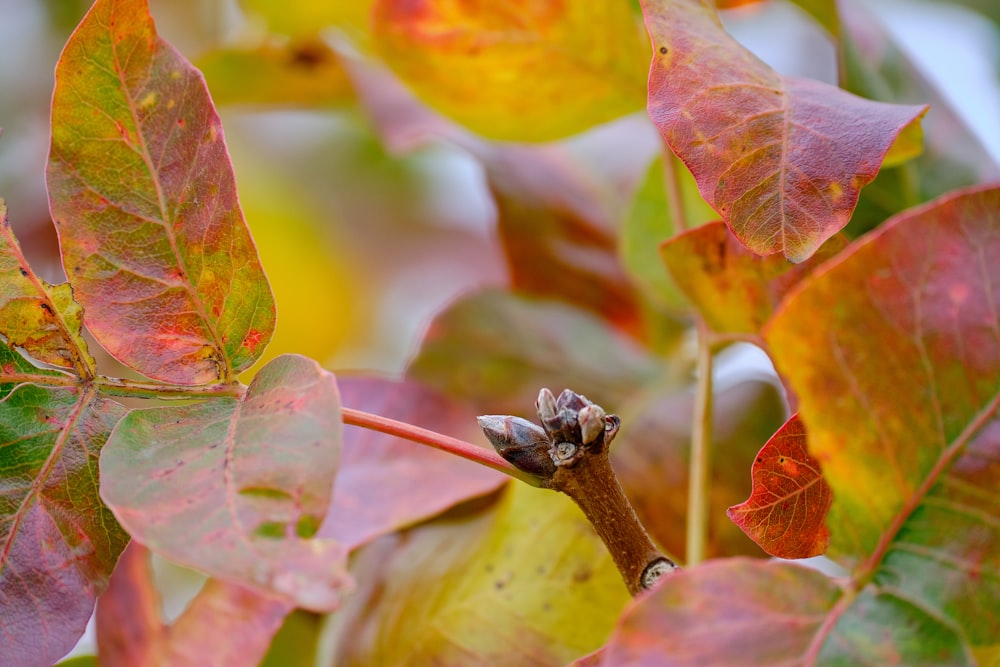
[477,415,556,478]
[577,404,606,444]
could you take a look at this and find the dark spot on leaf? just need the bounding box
[778,456,786,464]
[40,303,53,315]
[289,42,329,69]
[494,580,505,590]
[19,267,27,276]
[573,568,592,583]
[659,46,668,54]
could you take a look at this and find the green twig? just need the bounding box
[686,318,714,566]
[661,140,689,233]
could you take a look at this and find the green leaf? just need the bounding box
[642,0,927,262]
[0,384,128,667]
[100,355,347,610]
[329,484,630,665]
[0,201,94,375]
[372,0,649,141]
[620,155,716,312]
[47,0,275,385]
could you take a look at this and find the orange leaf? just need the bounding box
[727,414,831,558]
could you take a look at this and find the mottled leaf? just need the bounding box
[0,339,68,399]
[329,483,630,666]
[100,354,348,611]
[0,385,129,667]
[0,201,94,374]
[642,0,927,261]
[598,558,971,666]
[321,376,506,551]
[47,0,275,384]
[198,38,354,108]
[726,414,831,558]
[97,542,293,667]
[660,220,846,334]
[372,0,649,141]
[764,185,1000,647]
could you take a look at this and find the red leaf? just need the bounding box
[727,414,831,558]
[0,384,128,667]
[47,0,275,384]
[100,355,348,611]
[97,542,293,667]
[641,0,927,262]
[321,376,506,551]
[660,220,846,334]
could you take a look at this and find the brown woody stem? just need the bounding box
[544,447,675,596]
[479,388,678,596]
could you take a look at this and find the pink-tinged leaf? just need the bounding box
[764,184,1000,649]
[660,221,846,334]
[47,0,275,384]
[100,354,348,611]
[0,201,95,375]
[321,376,505,551]
[96,542,165,666]
[97,542,293,667]
[164,580,291,667]
[727,414,831,558]
[0,385,129,667]
[597,559,971,666]
[641,0,927,262]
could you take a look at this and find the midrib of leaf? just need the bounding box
[107,17,230,380]
[802,388,1000,663]
[0,384,94,570]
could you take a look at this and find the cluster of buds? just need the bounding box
[477,388,620,481]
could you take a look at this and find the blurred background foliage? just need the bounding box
[6,0,997,664]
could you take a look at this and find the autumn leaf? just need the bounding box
[47,0,275,385]
[330,483,630,666]
[642,0,927,262]
[726,414,831,559]
[371,0,649,141]
[96,543,293,667]
[0,383,129,667]
[598,558,969,667]
[0,201,94,375]
[321,376,506,551]
[660,220,846,334]
[100,355,348,611]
